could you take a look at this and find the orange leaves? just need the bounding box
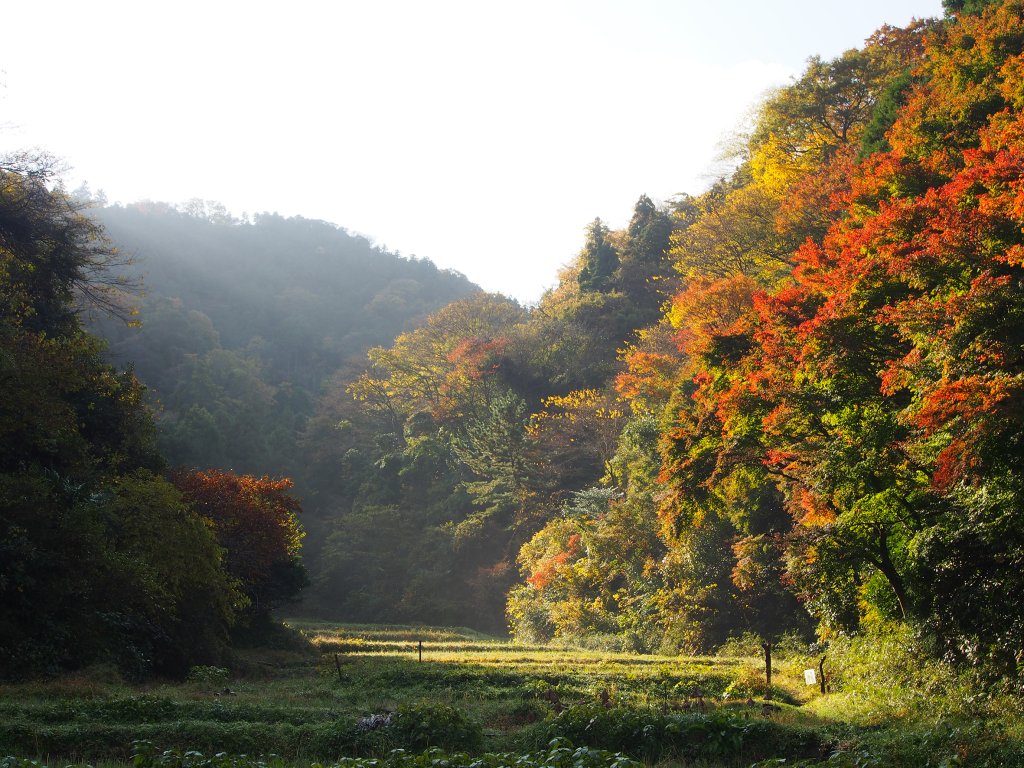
[526,550,570,590]
[887,0,1024,163]
[668,275,758,358]
[615,350,678,405]
[438,335,511,417]
[917,375,1017,429]
[791,488,837,527]
[524,532,582,591]
[173,469,304,599]
[446,337,508,381]
[730,535,785,592]
[616,322,681,412]
[349,293,525,423]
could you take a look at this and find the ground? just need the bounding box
[1,621,1020,767]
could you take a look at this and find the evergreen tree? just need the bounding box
[577,218,620,292]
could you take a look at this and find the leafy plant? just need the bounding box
[387,703,484,752]
[187,667,231,690]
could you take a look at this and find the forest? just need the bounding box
[3,0,1024,766]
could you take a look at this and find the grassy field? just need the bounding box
[1,621,1021,768]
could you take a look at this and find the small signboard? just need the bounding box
[804,668,817,686]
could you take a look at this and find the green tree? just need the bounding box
[577,218,620,292]
[0,165,236,678]
[453,391,537,541]
[91,471,239,676]
[617,194,677,321]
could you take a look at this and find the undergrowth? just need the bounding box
[1,621,1021,767]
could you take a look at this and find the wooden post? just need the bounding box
[418,640,423,662]
[334,653,343,681]
[818,656,826,695]
[762,641,773,700]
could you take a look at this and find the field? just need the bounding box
[1,621,1021,768]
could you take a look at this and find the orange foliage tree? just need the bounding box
[173,470,308,618]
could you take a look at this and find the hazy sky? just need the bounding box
[2,0,942,302]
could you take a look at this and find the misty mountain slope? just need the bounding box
[88,202,478,475]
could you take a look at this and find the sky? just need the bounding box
[2,1,943,303]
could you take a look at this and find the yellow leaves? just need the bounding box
[535,389,624,422]
[665,274,759,362]
[528,388,627,449]
[346,293,525,421]
[669,182,797,288]
[751,131,818,196]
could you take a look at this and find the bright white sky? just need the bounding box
[2,0,942,303]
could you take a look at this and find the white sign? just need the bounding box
[804,669,817,686]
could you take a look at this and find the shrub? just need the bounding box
[187,667,231,689]
[722,666,768,700]
[544,704,824,763]
[387,703,484,753]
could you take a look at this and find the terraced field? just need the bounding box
[6,621,1016,768]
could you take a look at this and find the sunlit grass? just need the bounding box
[11,620,1017,767]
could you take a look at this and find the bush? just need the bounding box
[543,704,824,763]
[387,703,484,753]
[822,624,967,717]
[188,667,231,689]
[722,666,769,700]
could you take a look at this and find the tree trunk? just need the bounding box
[762,640,773,700]
[876,527,912,619]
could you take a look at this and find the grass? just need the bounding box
[1,621,1021,767]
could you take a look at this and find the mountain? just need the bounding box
[88,201,478,476]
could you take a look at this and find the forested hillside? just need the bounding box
[87,202,477,476]
[0,164,308,679]
[295,198,676,629]
[4,0,1024,695]
[299,0,1024,679]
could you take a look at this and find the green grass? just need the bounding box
[2,621,1021,767]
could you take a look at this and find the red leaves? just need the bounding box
[173,469,304,595]
[446,337,509,381]
[526,550,571,590]
[656,19,1024,524]
[438,335,511,417]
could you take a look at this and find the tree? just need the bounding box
[577,218,620,292]
[0,165,235,678]
[669,184,794,284]
[90,471,240,676]
[530,388,627,487]
[452,391,538,541]
[173,470,308,620]
[0,167,135,332]
[731,533,812,697]
[749,40,919,192]
[348,292,526,424]
[617,194,676,315]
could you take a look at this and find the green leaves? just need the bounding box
[126,742,641,768]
